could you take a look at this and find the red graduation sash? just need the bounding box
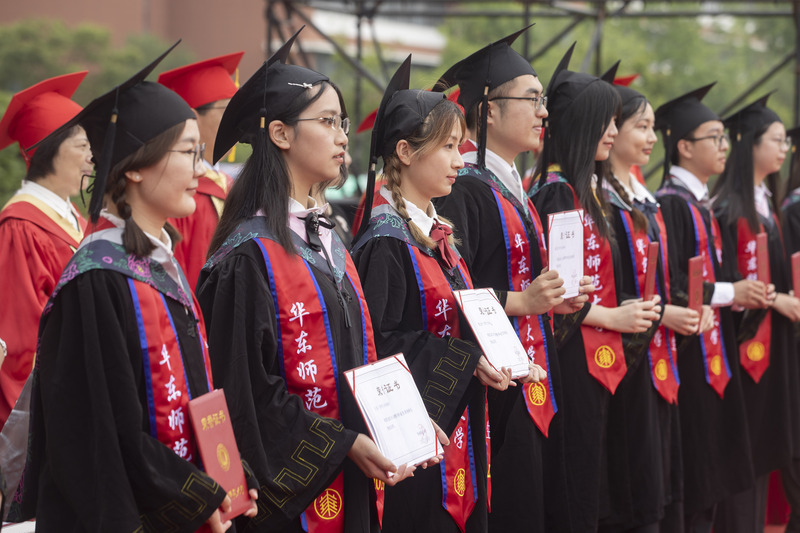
[406,243,478,532]
[571,191,627,394]
[255,237,377,533]
[688,204,732,397]
[618,210,680,403]
[490,189,558,436]
[128,279,213,463]
[735,219,771,383]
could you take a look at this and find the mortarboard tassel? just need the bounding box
[661,127,672,187]
[478,85,489,169]
[89,87,120,222]
[227,67,240,164]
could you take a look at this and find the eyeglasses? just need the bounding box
[168,143,205,173]
[685,132,730,148]
[769,137,792,150]
[296,115,351,135]
[488,95,548,111]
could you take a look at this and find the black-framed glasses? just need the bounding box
[685,133,730,148]
[488,95,548,111]
[296,115,351,135]
[168,143,205,173]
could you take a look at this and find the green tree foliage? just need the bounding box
[0,19,196,206]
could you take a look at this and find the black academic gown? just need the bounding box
[352,219,487,533]
[781,195,800,456]
[435,168,566,533]
[657,180,754,515]
[197,221,378,533]
[530,178,621,532]
[15,256,226,532]
[599,189,683,531]
[713,203,795,477]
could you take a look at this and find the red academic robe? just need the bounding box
[170,169,232,291]
[0,195,86,428]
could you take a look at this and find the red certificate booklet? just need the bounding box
[188,389,251,521]
[792,252,800,297]
[687,256,704,315]
[756,232,769,282]
[642,241,660,302]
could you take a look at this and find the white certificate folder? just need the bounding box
[453,288,530,379]
[547,209,584,299]
[344,354,442,468]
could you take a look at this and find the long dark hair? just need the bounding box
[26,125,84,181]
[712,121,778,233]
[208,81,344,256]
[541,80,620,239]
[106,121,187,256]
[608,95,649,232]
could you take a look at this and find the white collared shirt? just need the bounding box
[378,186,448,237]
[669,166,709,203]
[668,166,733,306]
[615,173,657,205]
[754,183,773,220]
[287,196,334,259]
[463,146,527,208]
[81,211,190,297]
[17,180,81,231]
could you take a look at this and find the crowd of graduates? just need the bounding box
[0,22,799,533]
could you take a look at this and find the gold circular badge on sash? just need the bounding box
[746,342,766,362]
[216,443,231,472]
[710,355,722,376]
[314,488,343,520]
[528,382,547,406]
[594,345,616,369]
[454,468,466,497]
[655,359,669,381]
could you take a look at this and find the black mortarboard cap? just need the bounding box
[654,83,718,181]
[40,41,195,221]
[723,92,781,141]
[213,26,333,164]
[600,61,620,83]
[354,55,445,241]
[432,25,535,168]
[545,43,605,122]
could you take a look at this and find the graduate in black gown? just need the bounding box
[196,31,427,533]
[710,94,800,531]
[432,28,593,532]
[11,44,258,532]
[653,84,759,533]
[529,46,663,532]
[352,56,547,533]
[781,124,800,533]
[600,76,694,533]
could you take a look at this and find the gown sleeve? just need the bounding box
[0,219,69,426]
[30,270,225,532]
[196,242,358,529]
[353,237,482,435]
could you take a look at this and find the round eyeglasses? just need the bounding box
[296,115,350,135]
[167,143,206,173]
[685,133,730,148]
[488,95,548,111]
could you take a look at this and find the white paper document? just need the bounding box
[453,288,530,379]
[344,354,442,468]
[547,209,584,299]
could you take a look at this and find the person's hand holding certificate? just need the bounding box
[453,288,530,379]
[345,354,443,469]
[548,209,584,299]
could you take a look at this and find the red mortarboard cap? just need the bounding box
[0,71,87,161]
[158,51,244,109]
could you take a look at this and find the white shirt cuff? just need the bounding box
[712,282,735,307]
